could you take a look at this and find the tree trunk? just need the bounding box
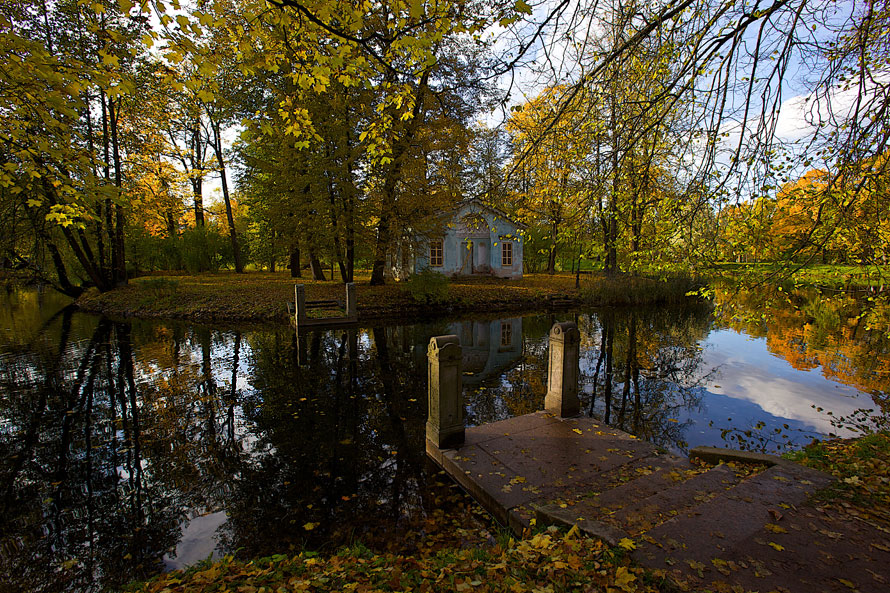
[324,144,348,283]
[108,96,126,286]
[309,249,327,281]
[211,120,242,273]
[370,71,430,285]
[289,245,302,278]
[547,215,559,275]
[192,124,205,226]
[101,89,113,286]
[342,93,356,283]
[605,71,620,275]
[39,178,109,291]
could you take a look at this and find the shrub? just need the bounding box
[403,268,450,304]
[180,225,232,273]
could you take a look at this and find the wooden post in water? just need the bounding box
[427,335,464,448]
[544,321,581,417]
[294,284,307,326]
[345,282,356,320]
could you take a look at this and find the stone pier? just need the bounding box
[544,321,581,417]
[424,325,847,593]
[426,335,464,449]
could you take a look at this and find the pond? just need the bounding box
[0,285,886,592]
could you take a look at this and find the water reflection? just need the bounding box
[1,287,887,592]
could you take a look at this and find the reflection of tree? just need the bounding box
[581,305,714,452]
[0,316,182,593]
[0,299,729,592]
[714,287,890,425]
[215,323,442,558]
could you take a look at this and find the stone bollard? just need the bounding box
[294,284,307,325]
[345,282,356,319]
[544,321,581,417]
[427,335,464,448]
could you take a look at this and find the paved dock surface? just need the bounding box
[428,411,890,592]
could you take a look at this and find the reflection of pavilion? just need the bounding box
[446,318,523,385]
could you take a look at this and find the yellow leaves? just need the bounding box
[409,0,424,19]
[617,538,636,551]
[99,51,120,68]
[90,3,105,15]
[529,532,553,549]
[302,522,319,531]
[197,11,214,27]
[764,523,787,534]
[513,0,533,15]
[611,566,636,591]
[767,542,785,551]
[572,428,583,434]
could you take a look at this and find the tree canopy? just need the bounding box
[1,0,888,292]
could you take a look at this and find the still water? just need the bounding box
[0,286,884,592]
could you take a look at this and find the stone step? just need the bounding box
[561,453,698,514]
[605,463,743,536]
[534,453,703,543]
[633,462,834,569]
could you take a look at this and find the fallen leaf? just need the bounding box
[618,538,636,551]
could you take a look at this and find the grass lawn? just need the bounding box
[712,262,890,289]
[75,270,700,323]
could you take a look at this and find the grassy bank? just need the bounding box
[711,262,889,291]
[75,271,700,323]
[786,431,890,511]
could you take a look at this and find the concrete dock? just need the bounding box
[423,323,890,592]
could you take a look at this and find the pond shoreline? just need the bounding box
[74,271,701,324]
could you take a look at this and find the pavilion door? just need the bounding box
[475,241,490,273]
[461,240,473,274]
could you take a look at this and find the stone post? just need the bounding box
[345,282,356,319]
[427,335,464,448]
[544,321,581,417]
[294,284,307,326]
